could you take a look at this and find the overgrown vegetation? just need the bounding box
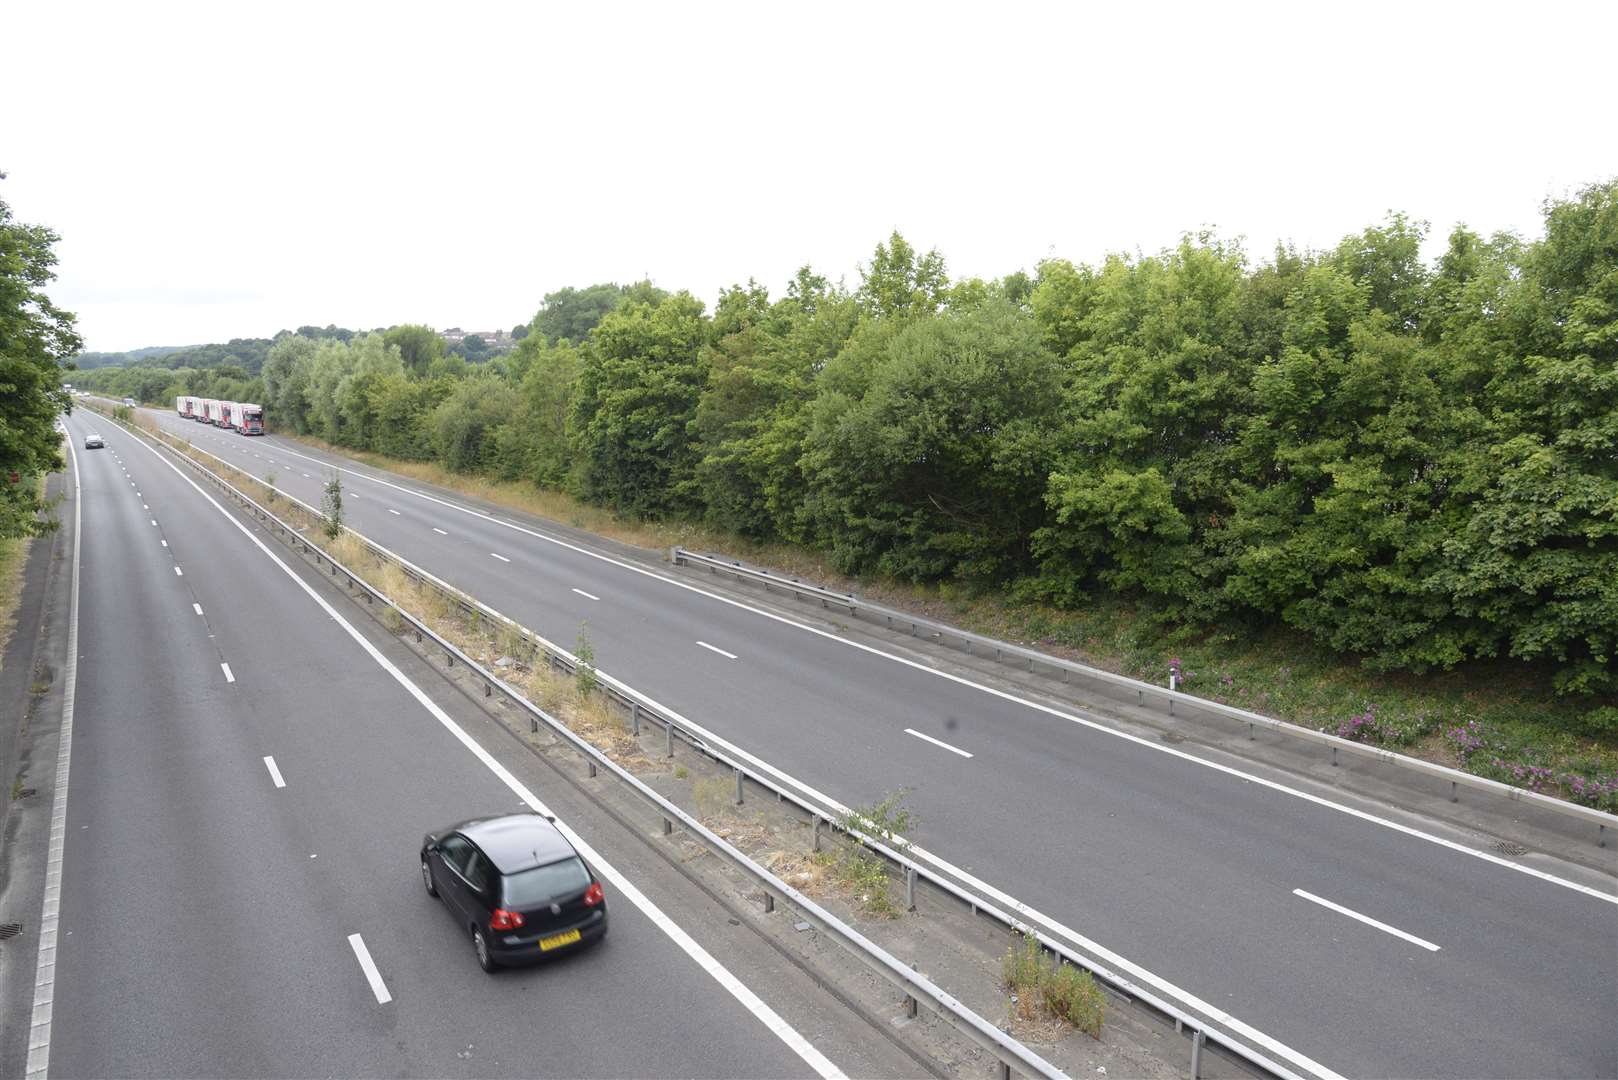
[1003,933,1105,1038]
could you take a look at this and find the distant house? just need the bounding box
[439,327,516,354]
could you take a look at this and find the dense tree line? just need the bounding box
[80,184,1618,730]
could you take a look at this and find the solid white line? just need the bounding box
[263,756,286,788]
[489,552,510,563]
[221,663,235,684]
[346,934,392,1004]
[572,588,600,601]
[120,426,841,1079]
[173,566,183,576]
[26,432,84,1080]
[696,640,737,660]
[432,527,447,535]
[904,728,974,758]
[1292,889,1440,952]
[387,508,401,515]
[193,603,203,615]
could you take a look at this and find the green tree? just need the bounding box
[0,177,80,537]
[801,300,1062,579]
[573,292,708,516]
[382,324,446,375]
[857,231,949,319]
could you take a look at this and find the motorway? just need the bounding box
[36,410,905,1078]
[134,404,1618,1079]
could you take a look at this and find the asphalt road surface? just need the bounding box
[136,405,1618,1079]
[45,412,873,1079]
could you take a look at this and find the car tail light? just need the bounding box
[490,907,525,930]
[583,881,604,907]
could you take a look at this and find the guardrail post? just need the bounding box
[812,815,822,852]
[904,992,917,1019]
[1191,1028,1205,1079]
[1331,746,1339,767]
[905,867,917,912]
[665,722,674,758]
[762,892,774,913]
[734,768,744,805]
[445,650,453,668]
[630,701,641,735]
[1601,824,1607,848]
[587,759,597,778]
[996,1061,1010,1080]
[483,681,491,698]
[1451,780,1458,802]
[661,816,672,836]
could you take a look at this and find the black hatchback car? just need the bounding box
[421,813,608,971]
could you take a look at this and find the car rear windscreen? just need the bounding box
[503,857,590,906]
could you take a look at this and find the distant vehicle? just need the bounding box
[121,397,136,407]
[84,433,104,449]
[176,395,194,419]
[420,813,607,972]
[235,402,264,435]
[204,399,224,425]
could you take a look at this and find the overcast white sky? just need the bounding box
[7,0,1615,352]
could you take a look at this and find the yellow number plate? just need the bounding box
[539,929,581,951]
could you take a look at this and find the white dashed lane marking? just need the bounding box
[221,663,235,684]
[1292,889,1441,952]
[696,641,737,660]
[263,756,286,788]
[347,934,392,1004]
[572,588,600,601]
[904,728,974,759]
[490,552,510,563]
[432,527,447,535]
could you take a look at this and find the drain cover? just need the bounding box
[0,923,22,941]
[1495,840,1528,857]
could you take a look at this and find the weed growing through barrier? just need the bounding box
[804,790,918,919]
[575,623,597,695]
[1002,934,1104,1038]
[263,470,277,503]
[321,474,343,539]
[842,789,916,851]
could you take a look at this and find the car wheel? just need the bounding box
[421,857,437,898]
[472,927,497,973]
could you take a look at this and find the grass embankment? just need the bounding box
[270,431,1618,812]
[0,530,32,666]
[0,474,49,667]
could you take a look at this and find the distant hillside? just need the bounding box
[73,345,192,370]
[70,325,359,376]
